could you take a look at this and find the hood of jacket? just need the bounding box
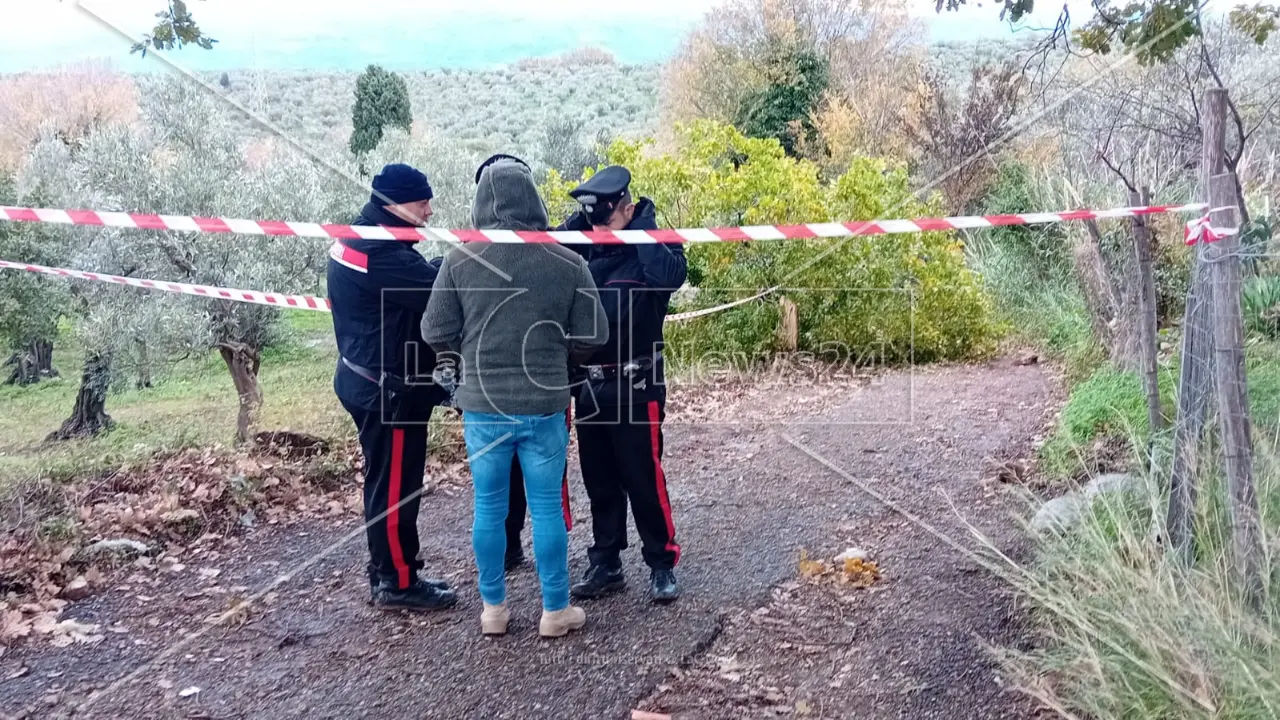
[472,159,550,231]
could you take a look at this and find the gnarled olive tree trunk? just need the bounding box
[4,339,58,386]
[218,342,263,446]
[47,352,113,441]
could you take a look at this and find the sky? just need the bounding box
[0,0,1184,73]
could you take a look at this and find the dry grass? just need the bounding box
[995,440,1280,719]
[0,62,140,173]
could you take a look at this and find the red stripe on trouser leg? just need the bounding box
[388,429,411,589]
[647,401,680,567]
[562,405,573,531]
[561,476,572,532]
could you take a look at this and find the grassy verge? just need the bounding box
[0,310,462,489]
[965,229,1104,382]
[1037,341,1280,482]
[1002,439,1280,718]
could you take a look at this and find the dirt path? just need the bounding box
[0,358,1058,720]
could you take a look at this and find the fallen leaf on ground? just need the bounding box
[1,610,33,642]
[841,557,881,588]
[798,549,827,578]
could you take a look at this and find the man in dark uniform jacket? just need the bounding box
[563,165,687,603]
[329,163,456,612]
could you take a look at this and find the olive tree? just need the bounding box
[0,174,71,386]
[18,128,209,439]
[139,78,351,444]
[20,77,352,443]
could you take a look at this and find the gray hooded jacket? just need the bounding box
[422,159,608,416]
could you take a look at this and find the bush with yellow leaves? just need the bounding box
[542,120,999,369]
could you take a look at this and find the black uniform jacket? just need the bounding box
[560,198,687,409]
[328,202,448,418]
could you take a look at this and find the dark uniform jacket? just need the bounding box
[560,198,687,408]
[328,202,448,420]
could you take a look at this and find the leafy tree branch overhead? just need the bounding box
[133,0,215,55]
[935,0,1279,64]
[57,0,215,55]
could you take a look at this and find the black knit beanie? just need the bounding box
[371,163,434,207]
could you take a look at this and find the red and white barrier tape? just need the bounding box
[0,259,329,311]
[0,199,1213,320]
[0,259,777,322]
[1184,207,1239,245]
[0,203,1209,245]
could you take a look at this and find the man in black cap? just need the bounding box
[561,165,687,604]
[329,162,456,612]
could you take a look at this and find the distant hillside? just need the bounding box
[156,56,661,159]
[925,33,1052,86]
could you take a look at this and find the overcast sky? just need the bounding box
[1,0,1223,72]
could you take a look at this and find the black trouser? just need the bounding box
[576,398,680,571]
[340,396,435,591]
[506,463,527,556]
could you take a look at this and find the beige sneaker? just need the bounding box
[481,603,509,636]
[539,606,586,638]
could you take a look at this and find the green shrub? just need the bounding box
[1243,273,1280,340]
[543,121,999,368]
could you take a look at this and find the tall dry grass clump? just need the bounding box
[999,440,1280,718]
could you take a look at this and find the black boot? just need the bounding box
[372,577,458,612]
[368,570,450,604]
[570,564,626,600]
[649,568,680,604]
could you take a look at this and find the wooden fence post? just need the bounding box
[1165,87,1227,563]
[778,296,799,352]
[1132,185,1163,442]
[1208,172,1265,609]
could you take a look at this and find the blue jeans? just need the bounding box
[462,411,570,611]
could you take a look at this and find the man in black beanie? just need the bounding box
[329,162,456,612]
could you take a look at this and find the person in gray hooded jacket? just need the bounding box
[422,158,607,638]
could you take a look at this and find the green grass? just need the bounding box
[965,227,1105,382]
[1037,340,1280,482]
[0,310,356,486]
[1246,339,1280,432]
